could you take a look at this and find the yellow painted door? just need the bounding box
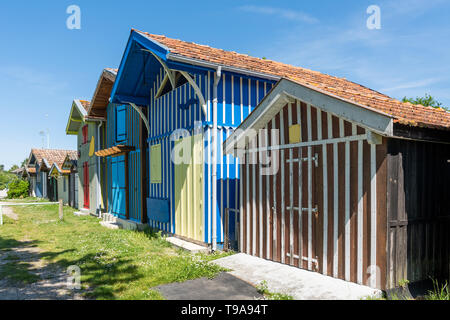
[174,134,204,242]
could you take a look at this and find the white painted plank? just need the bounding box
[288,103,294,265]
[370,144,377,288]
[345,140,350,281]
[265,125,270,259]
[297,100,303,264]
[357,138,364,284]
[272,118,277,260]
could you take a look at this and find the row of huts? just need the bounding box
[20,148,78,206]
[23,29,450,290]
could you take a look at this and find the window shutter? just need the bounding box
[150,144,162,183]
[289,124,302,144]
[115,105,127,142]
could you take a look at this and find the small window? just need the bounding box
[115,105,127,142]
[63,177,67,192]
[150,144,162,183]
[289,124,302,144]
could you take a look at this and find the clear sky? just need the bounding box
[0,0,449,169]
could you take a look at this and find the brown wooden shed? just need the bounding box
[224,78,450,290]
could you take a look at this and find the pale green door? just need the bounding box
[174,134,204,242]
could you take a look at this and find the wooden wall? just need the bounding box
[240,100,388,289]
[386,137,450,288]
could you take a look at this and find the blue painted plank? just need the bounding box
[147,198,170,223]
[116,105,127,142]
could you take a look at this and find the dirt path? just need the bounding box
[0,206,85,300]
[1,206,18,220]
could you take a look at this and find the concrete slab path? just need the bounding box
[212,253,382,300]
[154,272,263,300]
[165,237,209,254]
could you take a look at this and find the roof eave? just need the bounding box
[110,30,171,104]
[66,100,86,135]
[224,78,395,155]
[87,68,117,116]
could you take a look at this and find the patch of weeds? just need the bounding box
[256,280,293,300]
[424,280,449,300]
[398,279,409,288]
[0,261,40,285]
[362,294,386,300]
[128,289,165,300]
[196,250,235,263]
[169,253,226,282]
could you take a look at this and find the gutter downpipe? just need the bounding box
[212,66,222,252]
[97,121,103,219]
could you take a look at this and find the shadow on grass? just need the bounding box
[0,236,44,287]
[0,235,143,300]
[43,253,143,299]
[0,237,39,252]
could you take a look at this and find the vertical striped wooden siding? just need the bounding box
[106,102,143,222]
[240,100,387,289]
[146,67,274,244]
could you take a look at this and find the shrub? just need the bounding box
[7,180,29,199]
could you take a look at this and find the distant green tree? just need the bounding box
[0,171,18,190]
[0,164,4,172]
[9,165,19,172]
[21,158,28,167]
[402,94,446,109]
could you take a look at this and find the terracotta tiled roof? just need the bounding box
[31,149,78,169]
[65,151,78,161]
[136,30,450,130]
[79,100,91,113]
[26,167,36,174]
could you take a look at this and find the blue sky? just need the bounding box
[0,0,449,169]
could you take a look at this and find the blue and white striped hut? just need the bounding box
[110,29,278,249]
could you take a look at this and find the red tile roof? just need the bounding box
[31,149,78,169]
[26,167,36,174]
[136,30,450,130]
[79,100,91,113]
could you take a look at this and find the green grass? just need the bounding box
[0,197,51,203]
[256,280,294,300]
[0,204,230,299]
